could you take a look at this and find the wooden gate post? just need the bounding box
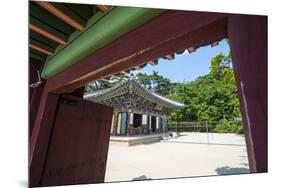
[30,89,60,187]
[228,14,267,173]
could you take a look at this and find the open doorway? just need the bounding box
[151,116,157,133]
[133,113,142,128]
[84,39,250,182]
[29,3,267,187]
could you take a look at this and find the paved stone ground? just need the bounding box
[105,133,250,182]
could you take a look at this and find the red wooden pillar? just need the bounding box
[29,59,43,99]
[29,58,45,136]
[30,90,60,187]
[228,15,267,173]
[29,82,46,136]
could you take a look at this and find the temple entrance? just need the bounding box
[133,113,142,128]
[28,3,267,186]
[151,116,156,132]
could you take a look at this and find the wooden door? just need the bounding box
[39,95,113,187]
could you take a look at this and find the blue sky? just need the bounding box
[132,39,230,83]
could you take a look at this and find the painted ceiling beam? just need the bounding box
[134,66,142,70]
[120,71,130,76]
[44,12,228,94]
[34,1,85,32]
[175,50,186,54]
[96,5,110,13]
[211,41,219,47]
[163,54,175,60]
[187,47,196,54]
[41,7,165,79]
[147,60,158,66]
[29,23,66,45]
[111,75,119,79]
[29,44,53,56]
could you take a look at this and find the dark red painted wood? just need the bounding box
[30,13,229,185]
[68,86,85,98]
[29,58,45,136]
[39,95,113,187]
[45,11,228,94]
[30,92,60,187]
[228,15,267,173]
[29,82,45,136]
[29,58,43,101]
[30,10,268,188]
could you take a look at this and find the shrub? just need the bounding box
[214,119,243,134]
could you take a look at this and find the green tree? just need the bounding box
[136,71,174,95]
[169,52,242,133]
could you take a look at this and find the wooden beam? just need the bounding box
[134,66,142,70]
[111,75,119,79]
[120,71,130,76]
[163,54,175,60]
[29,23,66,45]
[211,41,219,47]
[176,49,186,54]
[44,11,228,94]
[29,44,53,56]
[96,5,110,13]
[187,47,196,54]
[147,60,158,66]
[34,1,85,32]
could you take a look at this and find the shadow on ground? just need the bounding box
[132,175,152,181]
[215,166,250,175]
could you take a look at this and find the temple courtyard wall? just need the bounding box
[105,133,249,182]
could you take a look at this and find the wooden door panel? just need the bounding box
[40,95,113,187]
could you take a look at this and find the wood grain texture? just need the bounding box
[228,14,267,173]
[30,92,60,187]
[39,95,112,186]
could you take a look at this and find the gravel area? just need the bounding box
[105,133,250,182]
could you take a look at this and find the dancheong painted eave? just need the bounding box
[84,79,185,110]
[41,7,166,79]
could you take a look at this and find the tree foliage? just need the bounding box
[136,71,176,96]
[168,52,242,133]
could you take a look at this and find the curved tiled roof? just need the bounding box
[84,79,185,109]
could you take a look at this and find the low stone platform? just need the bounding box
[110,135,163,146]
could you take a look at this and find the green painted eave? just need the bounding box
[41,7,166,79]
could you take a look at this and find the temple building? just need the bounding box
[84,79,185,136]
